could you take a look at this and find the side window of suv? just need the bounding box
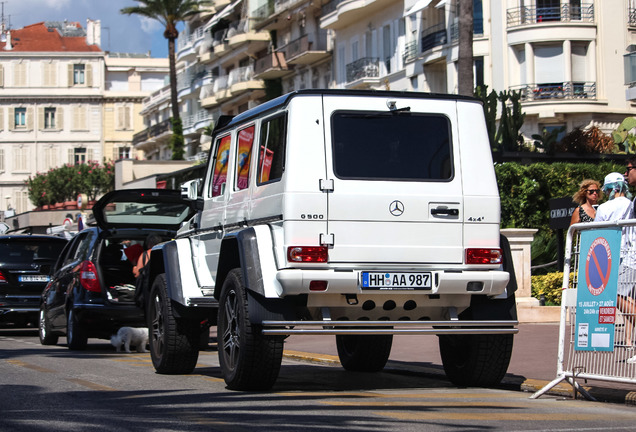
[211,134,232,197]
[258,114,287,184]
[236,125,255,191]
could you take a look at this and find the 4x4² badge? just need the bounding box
[389,200,404,216]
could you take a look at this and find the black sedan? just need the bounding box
[0,235,68,327]
[39,189,195,349]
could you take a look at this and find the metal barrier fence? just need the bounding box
[532,219,636,400]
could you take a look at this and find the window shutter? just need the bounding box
[534,45,564,84]
[116,105,123,129]
[8,107,14,130]
[88,148,95,161]
[56,107,64,131]
[126,106,132,130]
[68,64,73,87]
[0,65,4,87]
[86,64,93,87]
[0,148,4,171]
[0,108,3,131]
[38,107,44,130]
[572,43,588,82]
[26,107,34,130]
[68,148,74,164]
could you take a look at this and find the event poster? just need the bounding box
[236,126,254,190]
[212,135,231,197]
[575,227,621,351]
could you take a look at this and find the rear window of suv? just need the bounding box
[331,111,452,181]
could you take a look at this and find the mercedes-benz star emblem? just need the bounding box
[389,200,404,216]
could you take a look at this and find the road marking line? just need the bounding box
[374,411,634,421]
[322,400,525,407]
[65,378,116,391]
[6,359,55,373]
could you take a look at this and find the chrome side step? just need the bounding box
[261,320,519,335]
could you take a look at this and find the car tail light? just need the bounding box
[0,271,6,283]
[79,260,101,292]
[466,248,503,265]
[287,246,328,263]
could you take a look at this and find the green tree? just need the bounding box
[121,0,210,160]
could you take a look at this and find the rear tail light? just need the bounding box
[466,248,503,265]
[0,271,6,283]
[287,246,328,263]
[79,260,101,292]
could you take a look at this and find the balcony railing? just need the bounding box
[184,109,212,130]
[630,8,636,26]
[253,0,275,20]
[403,40,418,64]
[254,52,287,75]
[229,66,255,85]
[346,57,379,83]
[283,33,328,60]
[509,82,597,101]
[322,0,344,15]
[421,24,447,52]
[507,3,594,27]
[132,118,172,146]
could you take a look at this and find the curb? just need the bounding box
[283,350,636,405]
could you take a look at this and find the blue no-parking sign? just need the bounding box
[575,228,622,351]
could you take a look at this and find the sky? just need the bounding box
[3,0,174,58]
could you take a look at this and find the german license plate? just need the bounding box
[19,275,49,283]
[361,272,432,290]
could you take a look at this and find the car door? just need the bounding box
[189,132,234,289]
[322,94,464,265]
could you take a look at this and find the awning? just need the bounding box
[403,0,433,17]
[205,0,242,30]
[435,0,447,9]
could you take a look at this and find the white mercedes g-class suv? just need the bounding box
[143,89,518,390]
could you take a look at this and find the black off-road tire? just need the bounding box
[439,333,514,387]
[39,307,58,345]
[66,307,88,350]
[149,274,200,374]
[218,268,283,390]
[336,334,393,372]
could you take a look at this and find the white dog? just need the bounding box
[110,327,149,353]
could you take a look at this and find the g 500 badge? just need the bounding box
[300,214,324,220]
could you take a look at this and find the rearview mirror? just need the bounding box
[180,179,200,201]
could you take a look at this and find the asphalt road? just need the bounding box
[1,327,636,432]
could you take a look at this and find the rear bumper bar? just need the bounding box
[261,319,519,335]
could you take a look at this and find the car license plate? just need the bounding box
[19,275,49,283]
[361,272,432,290]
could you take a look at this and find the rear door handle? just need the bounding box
[431,208,459,216]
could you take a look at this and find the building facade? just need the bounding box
[142,0,635,162]
[0,20,168,215]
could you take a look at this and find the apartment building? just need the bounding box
[138,0,635,162]
[0,20,168,215]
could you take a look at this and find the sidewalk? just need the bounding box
[282,323,636,405]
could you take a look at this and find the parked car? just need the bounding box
[38,189,195,349]
[0,235,68,327]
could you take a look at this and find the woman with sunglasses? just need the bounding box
[569,179,602,226]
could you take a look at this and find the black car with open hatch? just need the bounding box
[39,189,194,349]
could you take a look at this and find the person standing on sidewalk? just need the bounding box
[595,172,632,222]
[569,179,602,225]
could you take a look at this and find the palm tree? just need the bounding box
[121,0,210,160]
[457,0,474,97]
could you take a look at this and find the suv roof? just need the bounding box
[92,189,194,231]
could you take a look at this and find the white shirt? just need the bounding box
[595,197,632,222]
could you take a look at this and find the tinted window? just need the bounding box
[331,111,452,181]
[258,114,286,184]
[72,231,97,262]
[0,239,67,265]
